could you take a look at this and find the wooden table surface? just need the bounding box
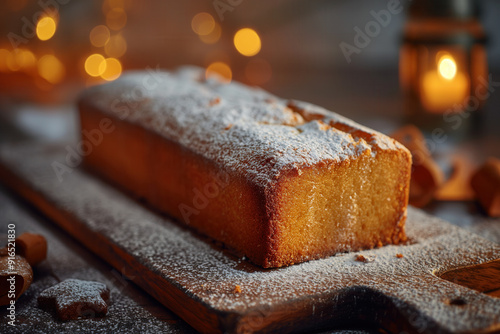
[0,69,499,333]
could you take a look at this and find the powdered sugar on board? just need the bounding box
[0,188,194,334]
[38,279,110,320]
[1,144,500,333]
[80,66,404,188]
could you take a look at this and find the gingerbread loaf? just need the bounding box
[78,67,411,268]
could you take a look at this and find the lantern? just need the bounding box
[400,0,487,132]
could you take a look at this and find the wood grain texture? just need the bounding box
[0,187,196,333]
[440,260,500,298]
[1,143,500,334]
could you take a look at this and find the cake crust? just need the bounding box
[78,67,411,268]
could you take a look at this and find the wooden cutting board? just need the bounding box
[1,143,499,334]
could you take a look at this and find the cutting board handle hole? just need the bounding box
[437,259,500,299]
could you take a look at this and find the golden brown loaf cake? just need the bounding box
[78,66,411,268]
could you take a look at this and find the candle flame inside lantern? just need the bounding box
[438,55,457,80]
[421,52,469,113]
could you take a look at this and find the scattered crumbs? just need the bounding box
[0,187,196,334]
[355,254,366,262]
[355,254,375,263]
[1,144,500,333]
[234,285,242,294]
[224,124,233,131]
[396,253,404,258]
[209,97,220,106]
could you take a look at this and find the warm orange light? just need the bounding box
[15,49,36,70]
[245,58,272,85]
[7,0,28,11]
[206,62,232,83]
[6,50,20,71]
[104,34,127,58]
[438,55,457,80]
[106,8,127,31]
[234,28,261,57]
[90,25,111,47]
[102,0,126,13]
[191,12,215,36]
[85,54,107,77]
[0,49,10,72]
[199,22,221,44]
[421,53,469,113]
[100,57,122,81]
[38,55,65,84]
[36,16,57,41]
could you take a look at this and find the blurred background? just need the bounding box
[0,2,499,332]
[0,0,499,102]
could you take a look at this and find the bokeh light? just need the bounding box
[38,55,65,84]
[104,34,127,58]
[15,49,36,71]
[36,16,57,41]
[90,25,111,47]
[102,0,127,14]
[0,49,10,72]
[100,57,122,81]
[191,12,215,36]
[106,7,127,31]
[206,62,232,83]
[6,50,20,71]
[245,58,272,85]
[199,22,221,44]
[85,54,107,77]
[234,28,261,57]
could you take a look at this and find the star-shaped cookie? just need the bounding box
[38,279,110,321]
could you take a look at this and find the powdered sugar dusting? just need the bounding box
[38,279,109,318]
[80,66,402,187]
[1,144,499,333]
[0,188,193,334]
